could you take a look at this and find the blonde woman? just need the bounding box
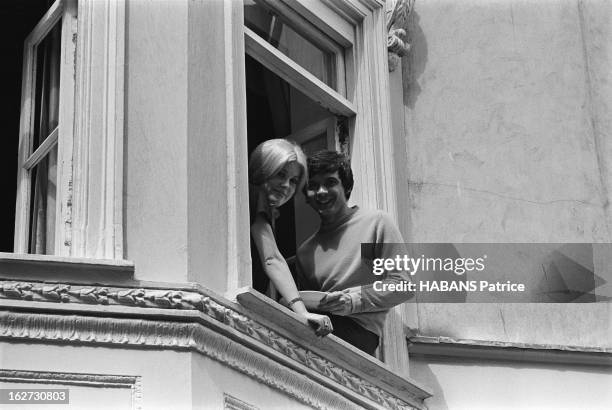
[249,139,333,337]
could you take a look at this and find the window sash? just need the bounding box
[244,27,356,117]
[247,0,348,96]
[15,0,77,255]
[24,0,64,46]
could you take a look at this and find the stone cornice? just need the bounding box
[0,280,429,409]
[0,310,356,410]
[0,369,142,410]
[409,335,612,367]
[0,369,140,388]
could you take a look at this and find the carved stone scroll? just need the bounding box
[386,0,415,71]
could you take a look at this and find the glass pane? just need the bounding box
[32,20,61,151]
[28,144,57,254]
[244,0,336,90]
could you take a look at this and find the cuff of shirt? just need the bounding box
[347,287,363,313]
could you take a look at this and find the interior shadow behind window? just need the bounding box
[246,54,337,264]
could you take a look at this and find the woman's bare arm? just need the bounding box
[251,215,333,336]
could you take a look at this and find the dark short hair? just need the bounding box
[306,150,354,199]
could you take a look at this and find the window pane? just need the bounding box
[28,144,57,254]
[32,20,61,151]
[244,0,336,90]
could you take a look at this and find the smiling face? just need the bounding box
[305,171,351,223]
[263,161,301,207]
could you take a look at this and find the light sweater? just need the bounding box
[296,207,412,337]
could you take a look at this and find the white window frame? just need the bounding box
[14,0,127,260]
[15,0,77,255]
[237,0,405,370]
[243,28,355,117]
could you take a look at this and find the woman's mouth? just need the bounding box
[267,188,290,206]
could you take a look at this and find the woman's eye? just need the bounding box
[290,178,298,185]
[277,171,286,179]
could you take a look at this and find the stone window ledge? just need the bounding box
[0,252,134,283]
[233,288,432,407]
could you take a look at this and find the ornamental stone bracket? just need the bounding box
[0,279,431,410]
[386,0,415,72]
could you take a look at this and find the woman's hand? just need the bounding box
[302,312,334,337]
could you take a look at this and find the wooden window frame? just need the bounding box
[15,0,77,255]
[244,27,355,117]
[250,0,350,97]
[236,0,406,371]
[14,0,127,260]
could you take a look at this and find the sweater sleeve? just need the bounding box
[347,212,413,313]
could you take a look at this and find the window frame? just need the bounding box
[238,0,405,369]
[14,0,77,255]
[14,0,127,260]
[243,26,355,117]
[247,0,350,97]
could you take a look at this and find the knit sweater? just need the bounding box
[296,207,412,337]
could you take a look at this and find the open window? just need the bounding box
[240,0,406,368]
[244,0,355,268]
[7,0,125,260]
[14,0,77,255]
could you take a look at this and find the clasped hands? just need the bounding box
[303,290,352,337]
[317,289,352,316]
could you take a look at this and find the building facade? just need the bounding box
[0,0,610,409]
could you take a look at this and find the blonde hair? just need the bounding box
[248,139,307,192]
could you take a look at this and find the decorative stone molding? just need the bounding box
[1,311,366,410]
[386,0,415,71]
[0,281,205,310]
[224,394,260,410]
[72,0,126,258]
[0,369,139,388]
[0,281,427,409]
[0,369,142,410]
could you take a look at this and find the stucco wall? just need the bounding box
[400,0,611,243]
[124,0,247,291]
[0,342,310,410]
[125,0,190,283]
[396,1,611,347]
[410,356,612,410]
